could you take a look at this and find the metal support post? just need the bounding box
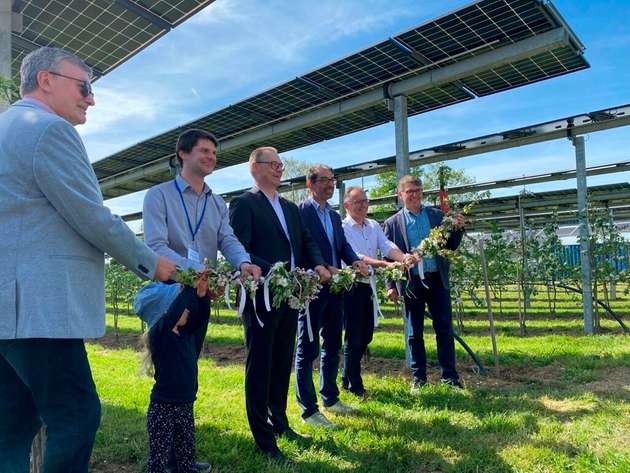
[572,135,594,334]
[394,94,409,205]
[0,0,11,112]
[337,180,346,219]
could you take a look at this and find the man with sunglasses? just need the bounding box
[383,175,465,393]
[295,165,368,429]
[341,186,413,399]
[0,47,177,472]
[229,147,331,466]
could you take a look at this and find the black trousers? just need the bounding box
[341,283,374,395]
[242,291,297,453]
[0,338,101,473]
[403,273,458,382]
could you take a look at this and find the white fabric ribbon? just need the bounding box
[301,303,314,342]
[368,266,384,328]
[227,272,263,328]
[416,257,429,289]
[263,275,272,312]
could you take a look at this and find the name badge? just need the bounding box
[187,247,200,263]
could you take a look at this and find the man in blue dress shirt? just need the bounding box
[383,175,465,392]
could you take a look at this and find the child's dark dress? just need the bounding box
[146,286,210,473]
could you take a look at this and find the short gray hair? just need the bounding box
[20,47,92,97]
[344,185,365,202]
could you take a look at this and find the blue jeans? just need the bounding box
[0,338,101,473]
[294,287,343,417]
[404,273,458,382]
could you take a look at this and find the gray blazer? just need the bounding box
[0,100,157,339]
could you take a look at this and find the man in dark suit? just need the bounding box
[296,165,368,429]
[383,175,465,392]
[229,147,331,465]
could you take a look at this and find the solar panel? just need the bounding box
[96,0,589,198]
[11,0,215,79]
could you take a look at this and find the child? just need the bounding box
[142,275,210,473]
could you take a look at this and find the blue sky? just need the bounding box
[76,0,630,217]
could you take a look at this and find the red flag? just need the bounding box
[439,185,450,213]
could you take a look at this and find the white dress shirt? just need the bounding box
[342,215,397,260]
[261,188,295,269]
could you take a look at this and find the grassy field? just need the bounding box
[89,303,630,473]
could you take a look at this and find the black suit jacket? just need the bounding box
[298,199,359,267]
[383,206,463,290]
[229,189,325,275]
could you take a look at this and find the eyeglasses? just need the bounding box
[48,71,93,97]
[314,177,336,184]
[349,198,369,206]
[402,188,422,195]
[256,161,285,171]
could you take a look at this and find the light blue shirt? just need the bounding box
[404,207,437,273]
[262,189,295,269]
[143,175,251,271]
[310,197,337,267]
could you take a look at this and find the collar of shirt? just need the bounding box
[343,214,366,228]
[256,186,280,204]
[403,205,425,219]
[22,96,56,115]
[309,196,331,215]
[176,175,211,196]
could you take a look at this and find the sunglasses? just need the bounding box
[48,71,93,97]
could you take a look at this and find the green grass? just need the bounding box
[89,307,630,472]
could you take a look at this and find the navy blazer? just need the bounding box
[383,206,463,290]
[298,199,359,267]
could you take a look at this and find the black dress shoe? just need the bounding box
[441,378,464,389]
[266,449,294,466]
[275,427,312,441]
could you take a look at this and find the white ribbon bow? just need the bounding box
[416,257,429,289]
[226,272,263,328]
[367,266,384,327]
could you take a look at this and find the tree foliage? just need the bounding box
[280,157,311,204]
[0,75,19,104]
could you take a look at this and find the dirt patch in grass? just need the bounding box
[583,366,630,396]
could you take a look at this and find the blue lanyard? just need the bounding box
[174,180,208,242]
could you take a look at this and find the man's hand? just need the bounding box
[452,213,465,230]
[387,287,399,303]
[154,256,177,281]
[402,253,418,267]
[327,266,339,275]
[314,265,331,283]
[352,260,369,277]
[240,262,262,281]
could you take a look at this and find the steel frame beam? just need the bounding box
[100,28,572,193]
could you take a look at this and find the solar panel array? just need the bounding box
[95,0,589,199]
[11,0,215,78]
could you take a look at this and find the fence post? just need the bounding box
[479,239,499,371]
